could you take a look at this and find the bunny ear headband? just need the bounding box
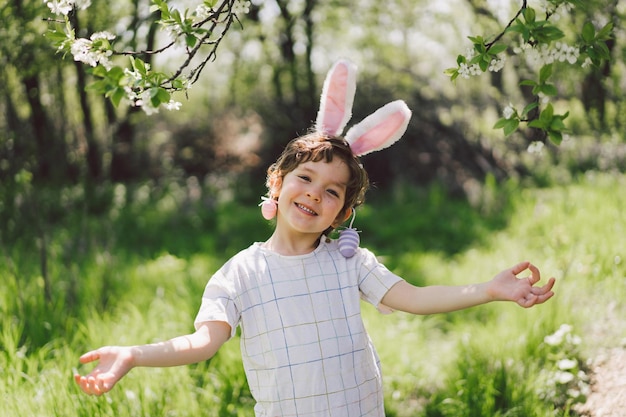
[315,59,412,156]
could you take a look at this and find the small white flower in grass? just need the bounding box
[557,358,578,370]
[555,371,575,384]
[125,389,138,401]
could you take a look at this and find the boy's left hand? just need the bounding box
[489,261,556,308]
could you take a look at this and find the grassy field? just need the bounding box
[1,172,625,416]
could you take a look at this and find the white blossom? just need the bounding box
[503,104,515,120]
[71,39,97,66]
[69,36,113,69]
[233,0,251,15]
[91,31,115,41]
[165,100,182,111]
[45,0,74,16]
[458,62,481,79]
[489,56,506,72]
[195,4,212,21]
[527,141,545,154]
[44,0,89,14]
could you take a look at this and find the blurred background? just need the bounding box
[1,0,626,416]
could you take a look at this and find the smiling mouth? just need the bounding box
[295,203,317,215]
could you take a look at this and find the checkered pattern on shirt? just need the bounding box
[195,238,403,417]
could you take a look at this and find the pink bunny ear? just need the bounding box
[345,100,412,156]
[316,60,357,136]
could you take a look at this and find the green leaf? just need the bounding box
[148,87,170,107]
[597,22,614,41]
[540,84,558,96]
[494,118,519,136]
[444,67,459,81]
[582,22,595,43]
[468,35,484,44]
[522,102,539,117]
[528,119,546,129]
[489,44,507,55]
[523,7,536,23]
[503,119,519,136]
[539,64,553,84]
[85,79,108,94]
[185,34,197,48]
[91,65,108,78]
[548,130,563,145]
[108,66,125,82]
[540,104,554,123]
[494,118,510,129]
[171,79,185,89]
[550,117,566,131]
[109,87,126,107]
[478,57,489,72]
[132,57,147,75]
[45,29,68,43]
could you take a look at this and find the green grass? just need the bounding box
[2,172,625,416]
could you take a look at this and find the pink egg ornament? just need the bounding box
[260,198,277,220]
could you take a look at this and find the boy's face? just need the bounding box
[273,159,350,236]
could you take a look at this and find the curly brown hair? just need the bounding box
[265,132,369,221]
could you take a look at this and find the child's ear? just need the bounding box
[267,176,282,198]
[333,208,352,227]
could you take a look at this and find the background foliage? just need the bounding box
[2,0,626,415]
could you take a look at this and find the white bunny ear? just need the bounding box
[345,100,412,156]
[316,60,358,136]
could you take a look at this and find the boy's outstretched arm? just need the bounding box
[74,320,231,396]
[381,261,556,315]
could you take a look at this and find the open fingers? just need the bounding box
[79,350,101,364]
[526,263,541,285]
[74,372,111,396]
[531,277,556,295]
[510,261,531,276]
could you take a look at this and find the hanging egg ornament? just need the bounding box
[339,227,359,258]
[338,208,360,258]
[260,197,277,220]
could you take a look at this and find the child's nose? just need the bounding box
[306,188,321,202]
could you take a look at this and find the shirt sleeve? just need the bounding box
[194,261,241,338]
[356,247,404,314]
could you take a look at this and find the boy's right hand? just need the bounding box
[74,346,135,395]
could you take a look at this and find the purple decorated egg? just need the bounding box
[339,228,359,258]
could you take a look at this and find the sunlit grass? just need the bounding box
[2,172,625,416]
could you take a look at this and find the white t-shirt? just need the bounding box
[194,237,404,416]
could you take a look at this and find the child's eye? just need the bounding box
[327,189,340,197]
[298,175,311,182]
